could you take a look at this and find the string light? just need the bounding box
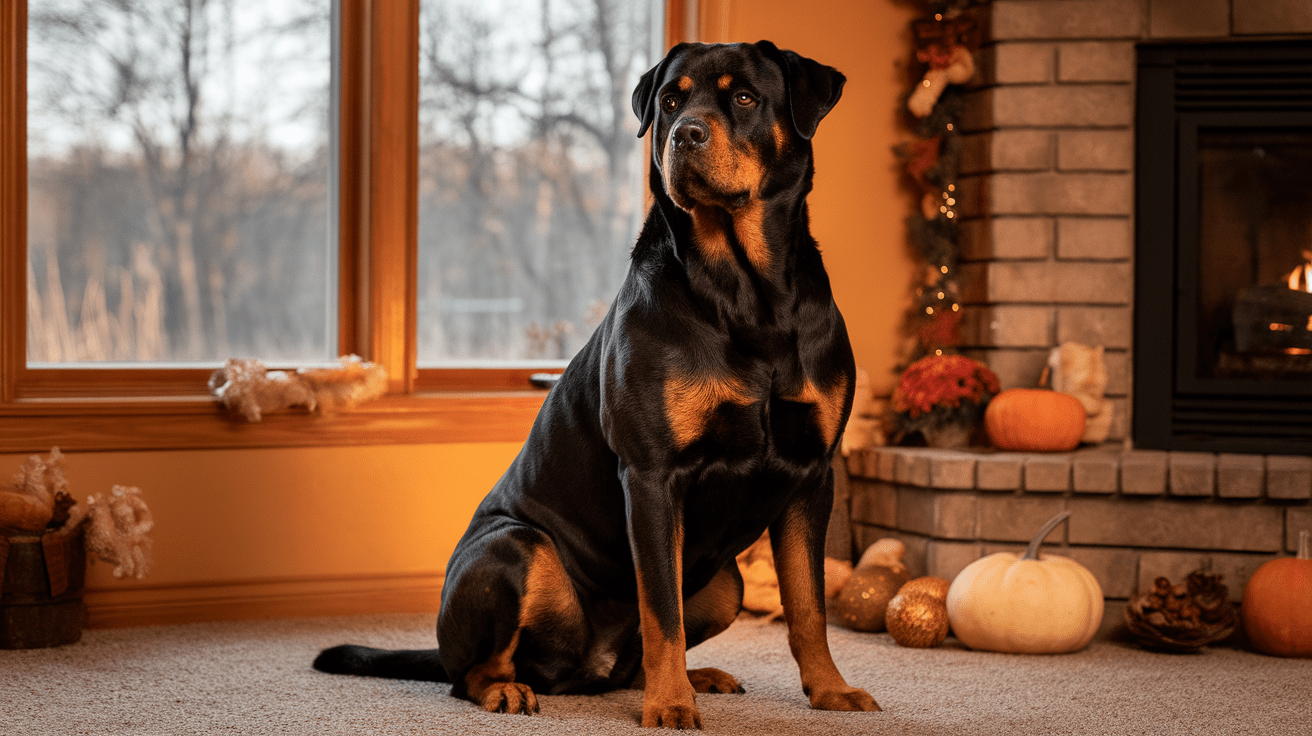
[926,307,934,315]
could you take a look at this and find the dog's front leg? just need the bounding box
[770,483,881,713]
[623,467,700,729]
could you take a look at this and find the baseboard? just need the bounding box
[83,570,445,629]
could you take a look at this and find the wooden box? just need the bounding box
[0,525,86,648]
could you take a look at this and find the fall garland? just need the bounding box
[888,1,985,445]
[895,1,980,363]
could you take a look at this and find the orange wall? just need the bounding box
[0,443,520,591]
[709,0,919,396]
[2,0,915,622]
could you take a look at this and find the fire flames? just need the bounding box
[1277,250,1312,355]
[1286,250,1312,294]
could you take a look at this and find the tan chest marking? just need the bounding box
[787,378,849,448]
[664,369,755,449]
[731,201,770,273]
[691,205,733,263]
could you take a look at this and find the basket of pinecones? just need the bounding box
[1124,570,1239,653]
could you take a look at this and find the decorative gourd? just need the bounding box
[946,512,1104,653]
[1242,530,1312,658]
[984,388,1086,452]
[833,565,909,632]
[834,538,911,632]
[899,576,951,603]
[886,590,950,648]
[0,490,54,531]
[856,537,908,576]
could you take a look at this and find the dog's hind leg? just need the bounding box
[440,526,586,714]
[683,561,746,694]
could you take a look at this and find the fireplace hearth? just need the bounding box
[1135,39,1312,454]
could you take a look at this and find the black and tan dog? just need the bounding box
[314,40,879,729]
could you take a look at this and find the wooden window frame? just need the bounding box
[0,0,698,453]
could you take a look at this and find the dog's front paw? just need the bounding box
[809,686,881,713]
[642,702,702,729]
[479,682,540,715]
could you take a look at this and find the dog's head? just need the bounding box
[632,41,845,213]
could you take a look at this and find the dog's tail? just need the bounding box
[313,645,450,683]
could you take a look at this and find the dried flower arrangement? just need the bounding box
[208,354,387,422]
[0,448,153,580]
[889,353,999,447]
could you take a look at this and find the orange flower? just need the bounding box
[892,354,1000,419]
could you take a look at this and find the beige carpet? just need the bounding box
[2,612,1308,735]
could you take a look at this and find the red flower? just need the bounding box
[892,354,1000,418]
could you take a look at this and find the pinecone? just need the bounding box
[1124,571,1239,652]
[48,491,76,529]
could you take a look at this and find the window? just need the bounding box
[26,0,335,365]
[0,0,679,452]
[416,0,660,364]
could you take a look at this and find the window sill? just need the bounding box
[0,390,548,453]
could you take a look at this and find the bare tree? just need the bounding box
[27,0,330,362]
[417,0,655,361]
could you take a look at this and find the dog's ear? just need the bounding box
[754,40,845,141]
[632,44,689,138]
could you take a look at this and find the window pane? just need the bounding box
[26,0,335,364]
[417,0,661,363]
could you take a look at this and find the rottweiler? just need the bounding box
[314,40,879,729]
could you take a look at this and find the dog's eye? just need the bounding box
[734,92,756,107]
[661,95,680,113]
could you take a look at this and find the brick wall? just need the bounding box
[950,0,1312,443]
[847,445,1312,630]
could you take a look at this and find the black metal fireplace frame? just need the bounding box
[1135,39,1312,454]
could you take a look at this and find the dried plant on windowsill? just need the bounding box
[208,354,387,422]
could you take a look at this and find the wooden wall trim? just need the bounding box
[84,570,444,629]
[0,0,26,403]
[0,391,544,453]
[366,0,420,394]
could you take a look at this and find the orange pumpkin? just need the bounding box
[1242,530,1312,658]
[984,388,1086,452]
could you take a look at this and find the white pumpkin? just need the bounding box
[946,512,1103,654]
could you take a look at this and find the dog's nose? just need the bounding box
[672,119,709,149]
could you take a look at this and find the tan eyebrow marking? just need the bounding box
[678,76,693,91]
[718,74,733,90]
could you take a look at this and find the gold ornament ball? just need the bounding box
[833,565,910,632]
[886,590,950,648]
[899,576,952,604]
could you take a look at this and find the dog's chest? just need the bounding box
[661,355,847,463]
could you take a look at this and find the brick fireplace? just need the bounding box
[843,0,1312,630]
